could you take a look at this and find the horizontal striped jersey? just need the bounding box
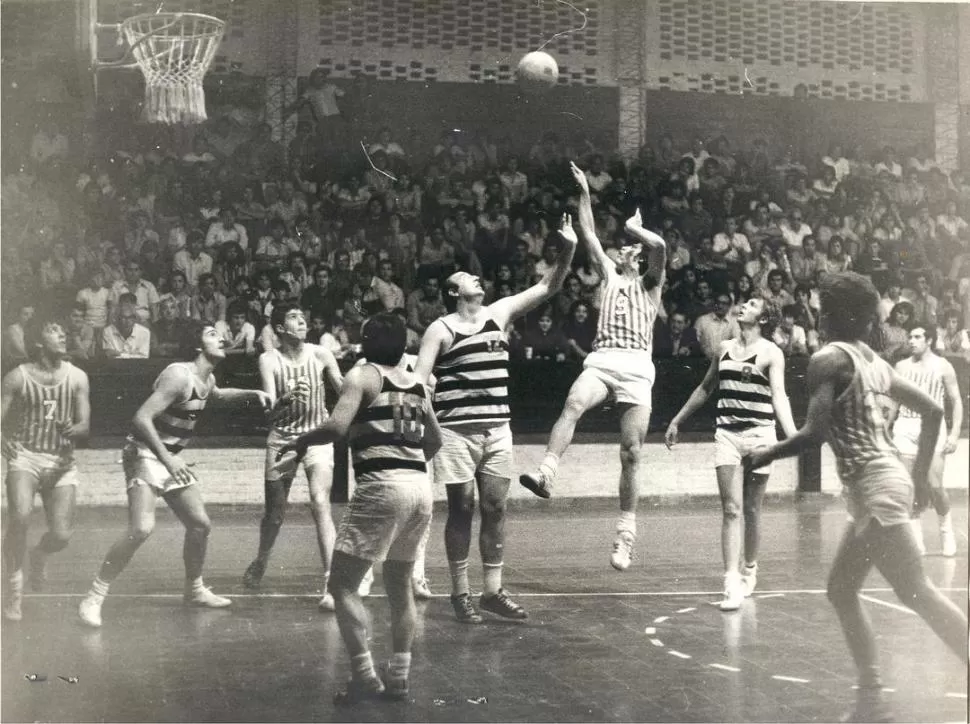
[349,365,429,483]
[268,346,329,437]
[128,363,213,454]
[7,363,85,455]
[895,355,947,421]
[433,316,510,427]
[825,342,897,480]
[717,348,775,431]
[593,273,658,352]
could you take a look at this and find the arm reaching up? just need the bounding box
[623,209,667,305]
[569,161,614,280]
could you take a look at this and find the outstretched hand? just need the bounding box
[569,161,589,193]
[558,213,578,246]
[624,208,644,234]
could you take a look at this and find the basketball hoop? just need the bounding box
[114,12,225,125]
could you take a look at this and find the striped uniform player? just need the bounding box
[79,321,271,627]
[665,297,796,611]
[520,161,667,573]
[745,272,967,723]
[278,313,443,704]
[414,212,577,624]
[2,320,90,622]
[888,325,962,556]
[242,302,343,611]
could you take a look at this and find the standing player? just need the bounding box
[519,161,666,572]
[664,297,797,610]
[241,302,344,610]
[888,325,962,557]
[2,320,90,621]
[744,272,967,722]
[279,313,441,703]
[414,213,577,623]
[78,323,271,627]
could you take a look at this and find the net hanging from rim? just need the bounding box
[121,12,225,125]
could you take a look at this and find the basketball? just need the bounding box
[516,51,559,92]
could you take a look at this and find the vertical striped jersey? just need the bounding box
[349,365,429,483]
[129,363,213,454]
[825,342,898,480]
[269,346,329,437]
[432,317,510,427]
[7,363,85,455]
[593,273,658,352]
[895,355,947,421]
[717,348,775,430]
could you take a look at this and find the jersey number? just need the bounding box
[392,396,425,443]
[42,400,57,421]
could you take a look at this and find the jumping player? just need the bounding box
[78,322,271,627]
[664,297,797,610]
[414,212,577,623]
[241,302,344,611]
[888,325,962,557]
[744,272,967,722]
[278,313,442,703]
[520,161,666,572]
[2,320,90,621]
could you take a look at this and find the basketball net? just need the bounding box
[121,13,225,125]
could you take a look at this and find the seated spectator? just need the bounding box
[901,272,939,327]
[101,296,150,359]
[39,240,77,302]
[855,238,896,287]
[66,305,96,361]
[499,157,529,205]
[307,311,345,357]
[300,264,337,322]
[553,273,585,321]
[561,300,597,361]
[936,308,970,363]
[418,226,456,271]
[880,300,915,362]
[822,236,852,274]
[773,304,809,356]
[214,301,256,357]
[278,252,310,300]
[664,228,691,273]
[100,244,125,287]
[785,174,816,211]
[173,231,214,290]
[371,259,405,312]
[191,272,227,324]
[151,294,192,358]
[680,195,713,244]
[811,165,839,200]
[780,208,813,250]
[654,310,701,358]
[294,215,324,265]
[123,210,160,258]
[822,143,851,183]
[745,244,779,292]
[205,207,249,253]
[692,236,726,275]
[254,217,299,272]
[233,184,268,228]
[109,258,160,325]
[743,204,784,250]
[75,268,111,332]
[671,156,699,194]
[659,180,689,218]
[584,154,612,197]
[788,236,826,287]
[367,126,406,159]
[2,303,35,368]
[694,292,740,359]
[711,216,751,269]
[760,269,796,313]
[521,308,568,362]
[937,200,968,250]
[792,283,819,333]
[874,145,902,178]
[341,281,369,342]
[213,241,251,297]
[895,169,926,212]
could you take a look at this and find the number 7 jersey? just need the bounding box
[349,364,430,484]
[8,363,85,455]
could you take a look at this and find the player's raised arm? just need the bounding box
[623,209,667,305]
[569,160,613,280]
[765,344,797,438]
[490,212,578,327]
[665,341,724,448]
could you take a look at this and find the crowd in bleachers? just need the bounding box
[4,110,970,371]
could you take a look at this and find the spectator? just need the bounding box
[773,304,809,356]
[561,300,597,360]
[881,300,915,362]
[654,310,701,358]
[680,194,713,243]
[789,236,826,287]
[108,258,160,325]
[205,207,249,253]
[101,296,150,359]
[213,241,251,297]
[150,294,191,358]
[367,126,406,159]
[822,143,851,183]
[300,264,338,321]
[936,308,970,363]
[499,157,529,205]
[65,305,96,361]
[711,216,751,268]
[253,217,299,272]
[75,268,111,332]
[902,272,939,328]
[214,300,257,357]
[173,231,214,289]
[191,273,227,324]
[405,270,446,335]
[780,208,813,250]
[371,259,405,312]
[294,215,324,264]
[822,236,852,274]
[100,244,125,287]
[521,307,568,362]
[937,200,968,250]
[695,292,740,359]
[760,269,796,312]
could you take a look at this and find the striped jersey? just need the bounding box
[895,355,947,422]
[128,363,213,454]
[717,347,775,430]
[268,346,329,437]
[432,316,510,427]
[825,342,898,480]
[7,363,85,455]
[593,273,658,352]
[349,365,429,483]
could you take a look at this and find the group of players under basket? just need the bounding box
[2,162,966,719]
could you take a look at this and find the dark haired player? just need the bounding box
[744,272,967,722]
[2,320,90,621]
[78,323,271,627]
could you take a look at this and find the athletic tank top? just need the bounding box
[9,363,83,454]
[128,363,212,454]
[269,346,329,437]
[432,317,510,427]
[825,342,898,480]
[593,273,657,352]
[717,348,775,430]
[349,365,428,483]
[895,355,947,422]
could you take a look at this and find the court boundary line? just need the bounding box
[859,593,919,616]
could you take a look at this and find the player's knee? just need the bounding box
[618,441,642,469]
[480,494,507,520]
[742,500,760,521]
[307,495,330,517]
[447,492,476,520]
[7,509,31,530]
[263,504,287,527]
[46,529,72,551]
[563,395,590,420]
[129,520,155,543]
[826,576,858,607]
[721,499,742,521]
[187,516,212,537]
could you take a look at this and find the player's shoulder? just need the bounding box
[1,363,26,388]
[66,362,90,386]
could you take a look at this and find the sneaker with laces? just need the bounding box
[78,595,103,628]
[719,572,744,612]
[909,519,926,556]
[610,532,635,571]
[358,568,374,597]
[318,593,336,611]
[450,593,483,624]
[519,471,552,499]
[184,586,232,608]
[242,559,266,589]
[740,563,758,597]
[939,513,957,557]
[412,577,432,600]
[28,549,47,592]
[480,589,528,620]
[333,676,385,706]
[840,689,894,723]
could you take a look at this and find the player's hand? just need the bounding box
[276,437,309,464]
[164,456,197,488]
[943,437,957,455]
[569,161,589,193]
[664,423,678,449]
[2,438,24,460]
[55,420,78,439]
[557,213,578,246]
[624,209,644,234]
[253,390,273,413]
[742,447,769,475]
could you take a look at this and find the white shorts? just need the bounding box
[433,423,513,485]
[582,349,655,407]
[265,430,334,483]
[714,426,777,473]
[335,475,433,562]
[4,448,79,491]
[842,458,914,534]
[123,442,198,495]
[892,418,946,456]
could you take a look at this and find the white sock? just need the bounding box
[89,577,110,599]
[538,453,560,481]
[188,577,205,593]
[352,651,377,682]
[939,512,953,533]
[449,559,470,597]
[389,652,411,681]
[7,570,24,591]
[483,562,503,596]
[617,511,637,538]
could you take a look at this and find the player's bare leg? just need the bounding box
[610,403,650,571]
[477,472,526,619]
[166,485,230,608]
[444,480,482,624]
[30,483,77,591]
[307,462,338,610]
[3,473,36,621]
